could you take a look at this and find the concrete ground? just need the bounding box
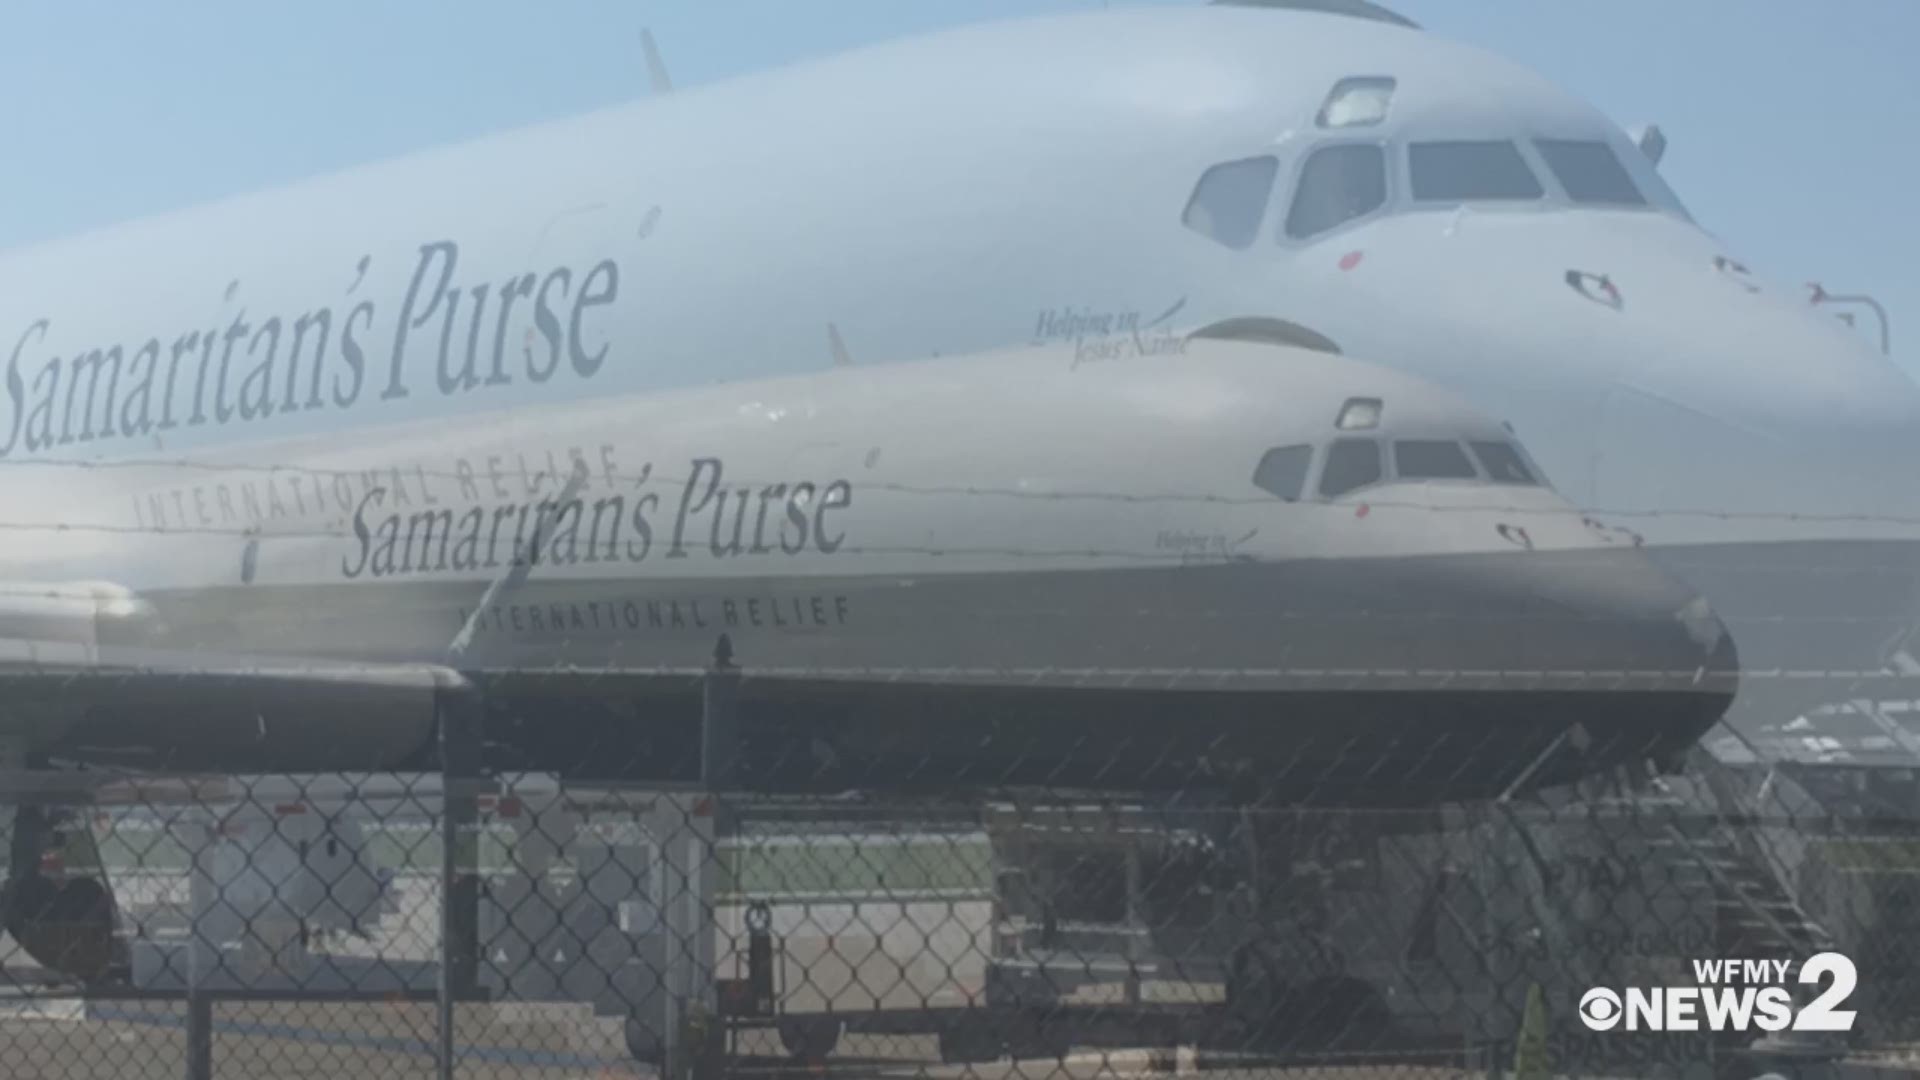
[0,999,1494,1080]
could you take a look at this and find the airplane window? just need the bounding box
[1469,441,1538,484]
[1252,444,1314,501]
[1635,165,1695,221]
[1317,76,1397,129]
[1408,141,1544,202]
[1533,139,1647,206]
[1286,145,1387,240]
[1394,440,1478,480]
[1319,438,1383,497]
[1183,156,1280,250]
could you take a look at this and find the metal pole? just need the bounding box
[184,798,216,1080]
[1811,288,1892,356]
[701,634,740,789]
[1497,724,1574,803]
[1124,844,1143,1007]
[437,679,482,1080]
[688,637,737,1080]
[1837,293,1890,356]
[185,992,213,1080]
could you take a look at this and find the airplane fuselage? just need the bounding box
[0,4,1910,722]
[0,344,1733,802]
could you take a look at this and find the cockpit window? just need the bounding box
[1533,139,1647,206]
[1469,441,1539,484]
[1408,141,1544,202]
[1319,438,1383,497]
[1317,77,1396,129]
[1286,144,1387,240]
[1393,440,1478,480]
[1252,444,1313,501]
[1184,157,1279,250]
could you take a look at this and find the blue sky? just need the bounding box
[1,1,1913,368]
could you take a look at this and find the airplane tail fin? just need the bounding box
[641,29,674,95]
[829,323,854,368]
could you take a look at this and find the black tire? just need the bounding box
[1292,975,1390,1050]
[938,1015,1004,1064]
[777,1018,843,1061]
[1009,1010,1073,1061]
[624,1015,664,1066]
[1226,942,1289,1034]
[1021,1024,1073,1062]
[1229,955,1387,1053]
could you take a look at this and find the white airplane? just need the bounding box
[1,340,1732,982]
[0,1,1907,696]
[0,0,1894,977]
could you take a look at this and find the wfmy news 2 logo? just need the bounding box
[1578,953,1857,1033]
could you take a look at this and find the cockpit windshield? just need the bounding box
[1319,438,1385,497]
[1408,141,1544,203]
[1183,156,1279,249]
[1286,144,1387,239]
[1254,433,1542,502]
[1532,139,1647,206]
[1470,441,1538,484]
[1191,81,1697,244]
[1394,439,1478,479]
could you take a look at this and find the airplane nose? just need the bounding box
[1621,279,1920,454]
[1331,212,1920,503]
[1539,219,1920,453]
[1328,544,1740,792]
[1426,547,1741,686]
[1333,541,1739,697]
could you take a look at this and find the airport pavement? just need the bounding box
[0,1000,1501,1080]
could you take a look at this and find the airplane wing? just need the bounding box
[0,637,456,773]
[0,637,455,696]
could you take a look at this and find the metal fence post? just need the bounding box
[185,992,213,1080]
[702,634,740,790]
[184,793,218,1080]
[676,637,736,1080]
[437,679,483,1080]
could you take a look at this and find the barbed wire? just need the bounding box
[0,469,1915,1071]
[8,450,1920,529]
[0,660,1903,685]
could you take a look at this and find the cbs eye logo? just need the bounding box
[1579,987,1623,1030]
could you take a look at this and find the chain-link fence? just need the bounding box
[0,400,1910,1079]
[6,678,1920,1080]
